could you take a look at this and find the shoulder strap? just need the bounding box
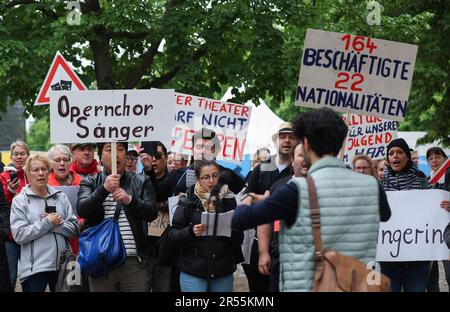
[113,202,122,221]
[306,176,324,262]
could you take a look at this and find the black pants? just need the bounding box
[242,239,270,292]
[21,271,57,292]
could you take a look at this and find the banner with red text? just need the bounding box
[169,93,252,162]
[342,114,397,165]
[296,29,418,121]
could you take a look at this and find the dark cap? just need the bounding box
[70,143,96,151]
[387,138,411,160]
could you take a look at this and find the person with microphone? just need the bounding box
[167,160,243,292]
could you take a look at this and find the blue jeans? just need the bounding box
[21,271,58,292]
[380,261,430,292]
[5,240,20,290]
[180,272,233,292]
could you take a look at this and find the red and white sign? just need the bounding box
[168,93,252,162]
[429,159,450,185]
[34,51,87,106]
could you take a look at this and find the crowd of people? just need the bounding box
[0,108,449,292]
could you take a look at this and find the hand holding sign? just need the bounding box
[104,174,120,193]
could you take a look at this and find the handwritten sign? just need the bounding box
[296,29,418,121]
[342,114,397,165]
[148,211,170,237]
[50,89,174,143]
[376,189,450,261]
[169,93,252,162]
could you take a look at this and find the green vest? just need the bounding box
[279,156,380,292]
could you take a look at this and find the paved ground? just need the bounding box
[14,262,448,292]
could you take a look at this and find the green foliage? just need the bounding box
[0,0,449,146]
[26,114,51,151]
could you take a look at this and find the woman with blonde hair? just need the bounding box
[10,154,79,292]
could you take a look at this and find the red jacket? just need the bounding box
[0,169,27,207]
[0,169,27,241]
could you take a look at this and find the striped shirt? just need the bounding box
[381,163,429,191]
[103,194,137,256]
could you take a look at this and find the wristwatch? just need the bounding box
[241,193,255,203]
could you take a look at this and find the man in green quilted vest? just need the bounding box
[232,108,391,291]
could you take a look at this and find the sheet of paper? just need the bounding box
[200,210,234,237]
[168,195,180,226]
[185,169,196,188]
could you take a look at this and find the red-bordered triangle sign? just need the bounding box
[34,51,87,106]
[429,159,450,185]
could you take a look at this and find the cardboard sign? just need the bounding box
[296,29,418,121]
[35,51,87,106]
[376,189,450,261]
[50,89,175,143]
[168,93,252,162]
[148,211,170,237]
[342,114,397,165]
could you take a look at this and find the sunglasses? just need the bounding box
[153,151,163,160]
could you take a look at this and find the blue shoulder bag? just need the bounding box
[77,203,126,278]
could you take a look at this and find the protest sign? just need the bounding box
[168,93,252,162]
[342,114,397,165]
[296,29,418,121]
[53,186,79,217]
[148,211,170,237]
[50,89,174,143]
[35,51,87,106]
[376,189,450,261]
[429,159,450,185]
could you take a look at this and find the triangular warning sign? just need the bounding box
[34,51,87,106]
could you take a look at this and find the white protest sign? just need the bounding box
[376,189,450,261]
[168,93,252,162]
[342,114,397,165]
[168,195,180,226]
[296,29,418,121]
[50,89,175,143]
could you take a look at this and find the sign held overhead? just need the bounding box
[50,89,175,144]
[295,29,418,121]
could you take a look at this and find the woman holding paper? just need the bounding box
[167,160,243,292]
[380,138,430,292]
[426,147,450,292]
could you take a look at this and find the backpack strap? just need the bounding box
[306,176,324,263]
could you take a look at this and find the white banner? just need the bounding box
[50,89,175,143]
[376,189,450,261]
[168,93,252,162]
[343,114,397,165]
[296,29,418,121]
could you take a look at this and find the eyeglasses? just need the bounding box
[12,152,27,157]
[126,156,138,162]
[30,167,48,174]
[200,172,220,181]
[53,158,71,164]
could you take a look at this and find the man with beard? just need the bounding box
[243,122,298,292]
[232,108,391,292]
